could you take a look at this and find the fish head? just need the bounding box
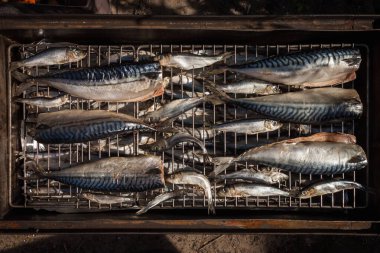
[68,48,87,61]
[264,120,283,131]
[156,54,172,67]
[346,99,363,115]
[216,185,235,198]
[165,172,183,184]
[299,188,317,198]
[270,172,289,184]
[264,85,282,95]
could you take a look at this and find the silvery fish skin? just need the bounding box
[24,186,63,196]
[171,75,204,92]
[226,48,361,87]
[143,97,206,124]
[11,47,87,70]
[158,52,233,70]
[148,133,208,155]
[165,87,207,99]
[81,192,135,205]
[217,183,290,197]
[34,110,155,144]
[210,86,363,124]
[298,179,365,199]
[213,139,367,176]
[136,189,185,215]
[282,132,356,144]
[18,63,168,102]
[213,118,282,135]
[176,107,214,126]
[172,126,216,140]
[165,150,209,164]
[15,94,69,108]
[165,171,215,214]
[216,168,288,185]
[34,156,165,192]
[217,79,281,95]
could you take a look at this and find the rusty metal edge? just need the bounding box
[0,15,379,31]
[0,219,377,232]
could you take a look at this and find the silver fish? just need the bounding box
[171,126,216,140]
[81,192,135,205]
[143,97,206,124]
[136,189,185,215]
[297,179,365,199]
[217,79,281,95]
[171,75,204,92]
[212,135,367,176]
[165,87,207,99]
[147,132,208,155]
[165,150,209,165]
[207,84,363,124]
[34,110,155,144]
[15,94,69,108]
[24,186,63,196]
[165,170,215,214]
[15,63,169,102]
[213,118,282,135]
[224,48,361,87]
[215,168,288,185]
[32,156,165,192]
[157,52,233,70]
[217,183,290,197]
[10,47,87,70]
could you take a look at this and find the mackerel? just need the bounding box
[32,156,165,192]
[34,110,155,144]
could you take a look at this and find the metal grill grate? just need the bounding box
[7,43,370,212]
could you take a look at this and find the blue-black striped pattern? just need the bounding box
[49,174,164,192]
[240,48,361,69]
[233,100,361,124]
[43,63,161,85]
[35,121,151,144]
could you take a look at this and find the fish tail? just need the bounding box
[208,202,216,215]
[209,156,235,177]
[25,160,47,178]
[12,70,30,82]
[10,61,23,71]
[219,51,234,61]
[204,80,232,105]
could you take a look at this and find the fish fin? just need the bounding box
[209,156,235,177]
[10,61,23,71]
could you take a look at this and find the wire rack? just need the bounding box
[7,43,370,212]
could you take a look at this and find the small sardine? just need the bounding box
[11,47,87,70]
[34,110,155,144]
[15,94,69,108]
[81,192,135,205]
[212,134,367,176]
[224,48,361,87]
[157,52,233,70]
[136,190,185,215]
[215,168,288,185]
[143,97,206,124]
[213,118,282,135]
[217,79,281,95]
[297,179,365,199]
[217,183,290,197]
[206,84,363,124]
[147,133,208,155]
[165,170,215,214]
[31,156,165,192]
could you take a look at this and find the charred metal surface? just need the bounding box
[0,37,9,218]
[0,15,378,31]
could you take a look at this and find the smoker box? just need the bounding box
[0,15,380,233]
